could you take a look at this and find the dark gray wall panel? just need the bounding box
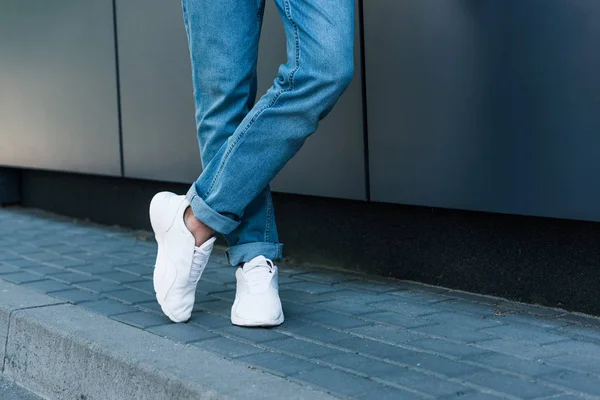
[117,0,201,183]
[364,0,600,221]
[0,1,121,176]
[260,1,366,200]
[118,0,366,200]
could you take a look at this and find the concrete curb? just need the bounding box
[0,280,336,400]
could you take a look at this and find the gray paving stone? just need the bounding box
[45,258,88,268]
[280,301,320,317]
[95,271,143,284]
[216,325,287,344]
[379,368,472,397]
[266,337,342,358]
[315,299,379,315]
[277,320,353,343]
[2,271,45,284]
[467,352,561,377]
[104,289,155,305]
[147,323,218,343]
[49,272,96,284]
[354,386,423,400]
[299,311,371,330]
[74,280,123,294]
[398,351,483,378]
[24,252,64,262]
[543,340,600,359]
[3,258,43,269]
[436,392,505,400]
[71,263,114,275]
[50,289,104,304]
[115,263,153,276]
[0,264,20,274]
[123,280,154,294]
[322,353,405,377]
[195,280,234,294]
[294,271,357,285]
[481,323,571,345]
[349,324,417,344]
[135,301,163,314]
[26,265,64,276]
[361,311,435,329]
[461,371,559,399]
[557,324,600,343]
[336,280,401,293]
[195,299,233,316]
[424,312,505,330]
[280,281,342,295]
[473,339,565,360]
[22,279,72,293]
[367,299,440,317]
[334,338,415,360]
[410,338,490,359]
[543,353,600,376]
[291,367,382,397]
[189,312,232,329]
[557,313,600,328]
[80,299,137,316]
[111,311,171,329]
[279,289,330,304]
[414,323,495,343]
[192,337,261,358]
[238,352,320,377]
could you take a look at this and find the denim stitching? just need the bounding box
[204,0,301,197]
[264,189,272,242]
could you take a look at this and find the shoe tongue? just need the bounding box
[244,256,271,272]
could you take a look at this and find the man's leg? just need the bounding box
[180,0,282,267]
[150,0,271,323]
[187,0,355,237]
[185,0,354,327]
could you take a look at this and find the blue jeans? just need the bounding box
[181,0,354,266]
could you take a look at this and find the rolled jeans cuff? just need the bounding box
[186,185,240,234]
[226,242,284,266]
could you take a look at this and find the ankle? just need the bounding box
[184,207,215,246]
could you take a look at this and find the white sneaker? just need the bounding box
[231,256,284,327]
[150,191,215,323]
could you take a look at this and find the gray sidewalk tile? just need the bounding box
[424,312,504,330]
[277,321,353,343]
[192,337,261,358]
[266,337,343,358]
[542,340,600,359]
[115,264,153,276]
[360,311,433,329]
[379,368,472,397]
[291,367,383,397]
[123,280,154,294]
[95,271,143,284]
[216,325,287,344]
[473,339,566,360]
[280,281,343,295]
[397,351,483,377]
[481,323,572,345]
[50,289,104,304]
[80,299,137,316]
[147,324,218,344]
[413,323,495,343]
[367,299,440,317]
[104,289,155,305]
[111,311,171,329]
[280,301,320,317]
[299,310,371,330]
[279,289,330,304]
[461,371,559,399]
[195,299,234,316]
[334,338,416,360]
[349,324,417,344]
[74,280,123,294]
[135,301,163,314]
[467,352,561,377]
[2,271,45,284]
[189,312,232,329]
[49,272,96,284]
[0,264,21,274]
[354,386,423,400]
[22,279,72,294]
[238,352,319,377]
[410,338,489,359]
[322,353,406,377]
[543,353,600,375]
[26,265,64,276]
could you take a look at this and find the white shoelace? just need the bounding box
[189,246,209,284]
[244,260,274,293]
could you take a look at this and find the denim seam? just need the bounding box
[204,0,301,198]
[264,189,272,242]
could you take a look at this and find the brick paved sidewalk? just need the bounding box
[1,207,600,399]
